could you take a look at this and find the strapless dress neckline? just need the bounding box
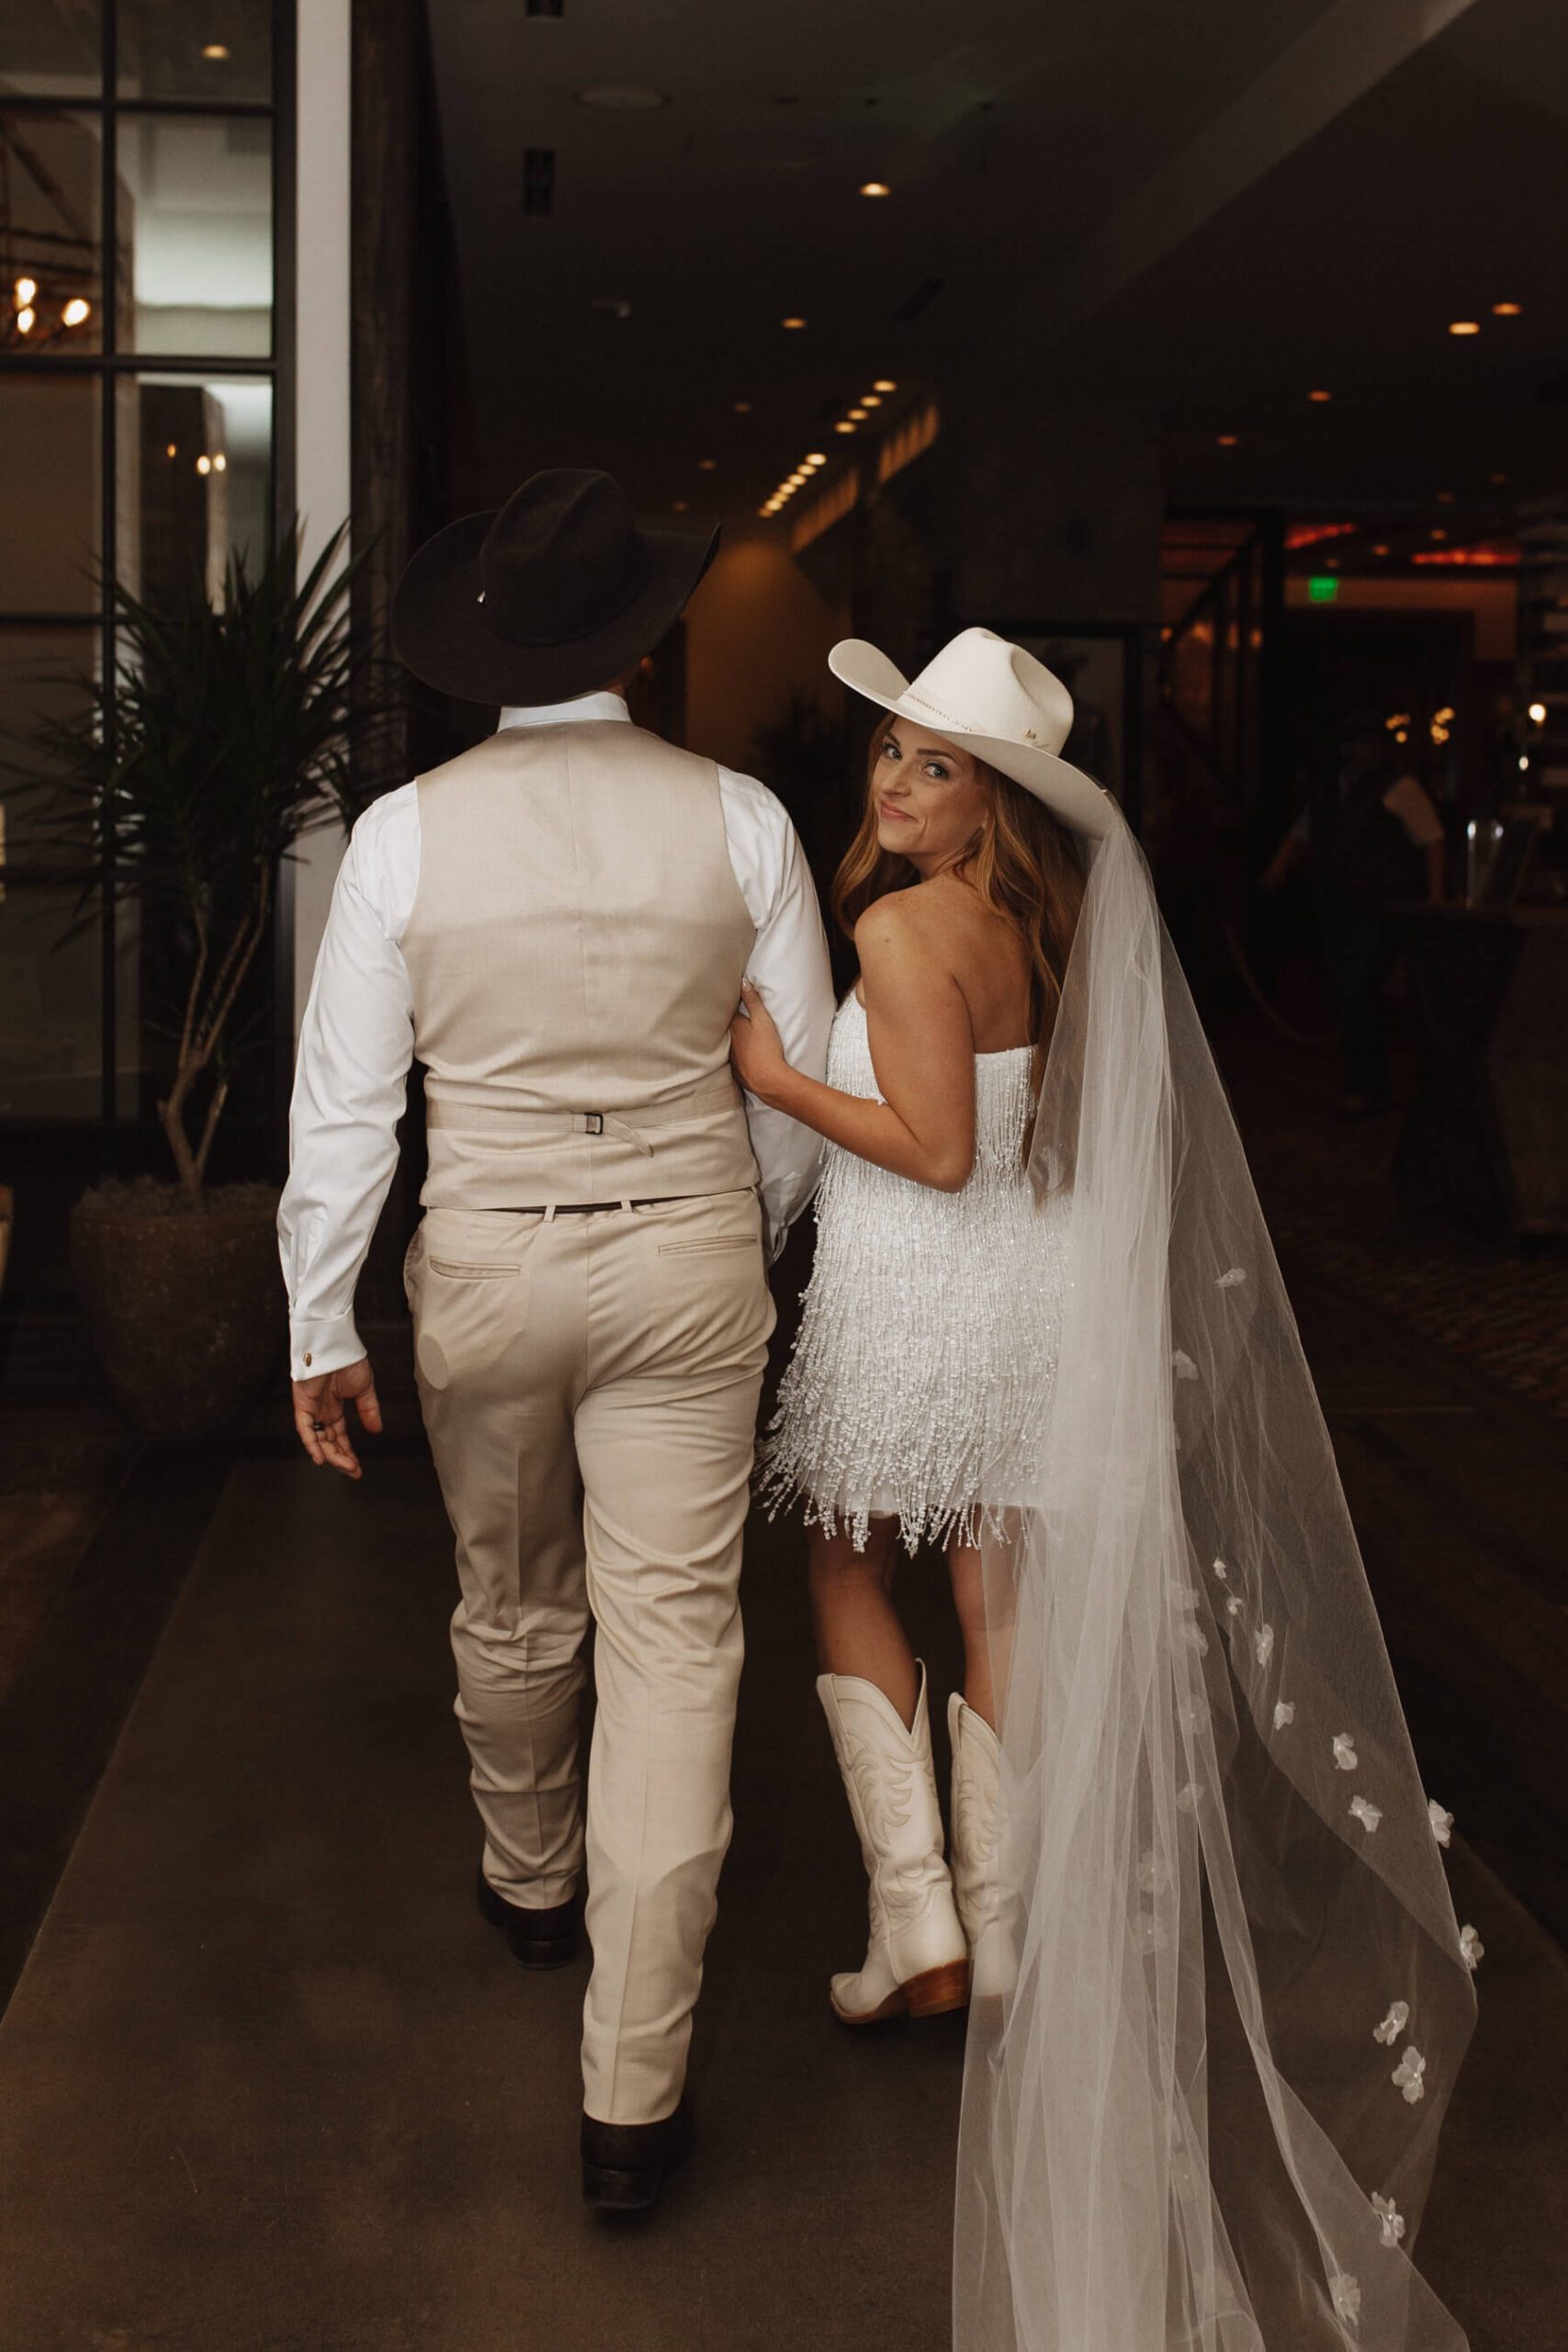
[850,988,1032,1060]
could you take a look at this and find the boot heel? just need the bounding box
[904,1958,970,2017]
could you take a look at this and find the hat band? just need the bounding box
[902,682,1061,756]
[480,537,654,651]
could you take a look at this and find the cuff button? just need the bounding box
[303,1351,312,1368]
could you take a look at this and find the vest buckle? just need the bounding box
[583,1112,604,1135]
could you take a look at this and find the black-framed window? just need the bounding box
[0,1,293,1130]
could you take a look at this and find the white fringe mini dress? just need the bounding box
[755,986,1070,1555]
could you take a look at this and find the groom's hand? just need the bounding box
[292,1356,383,1480]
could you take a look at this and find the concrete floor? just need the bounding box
[0,1206,1563,2347]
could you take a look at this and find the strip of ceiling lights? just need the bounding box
[759,379,900,521]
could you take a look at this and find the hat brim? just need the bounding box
[829,639,1119,842]
[392,512,720,707]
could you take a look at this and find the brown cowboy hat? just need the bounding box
[391,467,719,705]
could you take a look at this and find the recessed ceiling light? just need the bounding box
[201,43,230,60]
[576,85,670,109]
[873,379,897,392]
[1216,434,1239,447]
[733,401,752,413]
[1492,300,1521,317]
[698,458,717,470]
[781,316,807,331]
[806,452,826,465]
[1449,320,1480,336]
[847,407,867,421]
[835,421,856,435]
[1373,543,1391,556]
[1429,528,1447,541]
[860,181,891,198]
[1308,389,1332,403]
[860,394,882,408]
[671,499,689,512]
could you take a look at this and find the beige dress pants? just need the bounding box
[406,1184,775,2127]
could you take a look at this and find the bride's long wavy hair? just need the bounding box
[830,724,1088,1149]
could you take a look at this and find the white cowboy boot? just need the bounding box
[948,1692,1010,2000]
[817,1663,970,2024]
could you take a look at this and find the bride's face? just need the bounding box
[871,716,990,872]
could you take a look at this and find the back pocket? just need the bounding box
[427,1259,523,1279]
[657,1235,758,1259]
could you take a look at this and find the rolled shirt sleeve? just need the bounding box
[717,766,836,1261]
[277,792,416,1379]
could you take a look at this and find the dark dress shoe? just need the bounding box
[581,2098,694,2212]
[475,1867,580,1971]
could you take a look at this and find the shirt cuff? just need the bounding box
[289,1312,367,1383]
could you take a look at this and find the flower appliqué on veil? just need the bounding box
[1330,2273,1360,2326]
[1217,1267,1248,1290]
[1460,1924,1483,1972]
[1428,1800,1454,1848]
[1212,1556,1229,1582]
[1333,1733,1359,1771]
[1274,1701,1295,1730]
[1254,1623,1275,1667]
[1172,1349,1198,1381]
[1371,2192,1406,2249]
[1373,2000,1409,2045]
[1225,1593,1245,1618]
[1392,2045,1427,2103]
[1349,1795,1382,1834]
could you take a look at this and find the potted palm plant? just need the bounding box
[17,523,376,1436]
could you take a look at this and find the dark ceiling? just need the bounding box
[425,0,1568,539]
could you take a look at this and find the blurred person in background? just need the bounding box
[1263,712,1445,1114]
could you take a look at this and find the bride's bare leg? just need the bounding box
[808,1516,918,1729]
[947,1537,998,1730]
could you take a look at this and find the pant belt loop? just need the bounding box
[542,1204,557,1225]
[619,1197,633,1213]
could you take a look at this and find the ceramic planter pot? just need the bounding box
[70,1183,284,1437]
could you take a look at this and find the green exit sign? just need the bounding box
[1308,575,1340,603]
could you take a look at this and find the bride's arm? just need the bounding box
[730,895,976,1192]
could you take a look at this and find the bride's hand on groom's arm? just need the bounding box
[729,978,792,1102]
[731,912,976,1193]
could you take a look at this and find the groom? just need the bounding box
[278,469,834,2207]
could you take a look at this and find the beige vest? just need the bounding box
[403,720,760,1210]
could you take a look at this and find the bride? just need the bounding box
[731,628,1478,2352]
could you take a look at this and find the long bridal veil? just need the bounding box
[955,813,1478,2352]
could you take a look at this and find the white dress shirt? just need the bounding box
[279,691,834,1380]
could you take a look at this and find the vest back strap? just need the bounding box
[425,1069,742,1156]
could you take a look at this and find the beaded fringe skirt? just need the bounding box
[755,993,1069,1556]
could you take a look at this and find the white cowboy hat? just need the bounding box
[829,627,1118,840]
